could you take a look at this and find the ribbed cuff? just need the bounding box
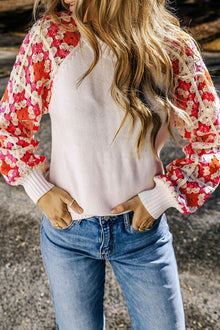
[138,180,180,219]
[21,169,55,204]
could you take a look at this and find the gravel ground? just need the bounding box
[0,45,219,329]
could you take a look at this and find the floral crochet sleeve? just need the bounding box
[138,38,220,219]
[0,23,55,201]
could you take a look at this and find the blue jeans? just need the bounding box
[40,211,185,330]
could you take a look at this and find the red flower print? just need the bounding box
[185,47,193,57]
[7,123,17,133]
[188,93,195,101]
[175,94,188,110]
[172,60,179,75]
[184,131,191,139]
[175,168,184,179]
[14,91,26,103]
[198,122,210,133]
[179,81,191,91]
[191,102,199,117]
[198,81,206,90]
[202,92,215,102]
[21,151,32,163]
[174,158,185,166]
[17,139,29,147]
[184,144,194,156]
[187,181,198,189]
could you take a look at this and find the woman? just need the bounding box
[0,0,219,329]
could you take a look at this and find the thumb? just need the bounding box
[111,199,134,214]
[60,189,84,214]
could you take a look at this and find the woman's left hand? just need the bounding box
[111,195,155,231]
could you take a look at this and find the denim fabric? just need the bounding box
[40,211,185,330]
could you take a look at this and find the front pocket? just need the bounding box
[42,213,79,232]
[129,215,161,234]
[130,223,152,234]
[53,219,77,232]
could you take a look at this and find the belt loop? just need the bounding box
[123,211,132,228]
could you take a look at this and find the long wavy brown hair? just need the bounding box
[34,0,198,159]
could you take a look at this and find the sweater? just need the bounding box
[0,12,220,220]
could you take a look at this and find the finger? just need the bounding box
[111,196,138,214]
[139,218,155,230]
[62,210,73,227]
[51,218,67,229]
[60,190,84,214]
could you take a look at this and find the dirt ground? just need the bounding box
[0,37,220,329]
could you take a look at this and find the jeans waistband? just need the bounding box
[84,210,134,227]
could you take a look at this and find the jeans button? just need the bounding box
[104,216,110,221]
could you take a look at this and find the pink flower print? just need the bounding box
[7,151,17,163]
[24,33,30,45]
[26,98,32,107]
[9,104,16,113]
[20,47,25,55]
[31,82,37,92]
[52,38,62,48]
[12,167,19,178]
[15,59,21,68]
[4,113,12,121]
[33,104,41,116]
[28,56,33,66]
[7,142,13,149]
[47,24,59,38]
[0,105,6,114]
[25,67,31,84]
[32,43,43,55]
[0,153,5,161]
[43,51,50,61]
[56,48,68,58]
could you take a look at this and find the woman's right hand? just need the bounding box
[37,186,84,229]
